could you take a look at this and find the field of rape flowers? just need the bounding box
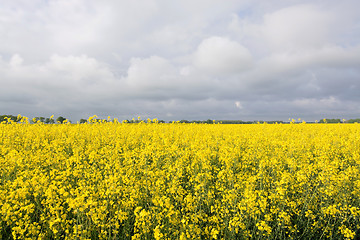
[1,117,360,240]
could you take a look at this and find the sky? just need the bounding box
[1,0,360,122]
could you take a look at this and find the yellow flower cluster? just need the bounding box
[1,119,360,239]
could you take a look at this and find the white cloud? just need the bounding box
[235,101,243,109]
[126,56,177,88]
[45,54,115,84]
[262,4,333,51]
[0,54,120,111]
[193,36,253,75]
[9,54,24,67]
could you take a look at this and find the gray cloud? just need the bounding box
[0,0,360,121]
[193,36,253,75]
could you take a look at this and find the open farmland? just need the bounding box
[1,120,360,239]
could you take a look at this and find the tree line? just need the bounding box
[1,115,360,124]
[0,115,65,123]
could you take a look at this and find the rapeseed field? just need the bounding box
[1,117,360,239]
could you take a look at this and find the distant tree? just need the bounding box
[319,118,341,123]
[45,118,55,124]
[158,120,165,123]
[191,120,201,124]
[80,119,87,124]
[0,115,19,123]
[266,121,284,124]
[56,116,66,124]
[180,120,190,123]
[31,117,46,123]
[218,120,244,124]
[31,117,38,123]
[346,119,360,123]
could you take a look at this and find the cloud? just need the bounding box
[0,54,122,116]
[249,44,360,87]
[1,1,360,121]
[9,54,24,67]
[45,54,117,88]
[235,101,243,109]
[293,96,339,109]
[193,36,253,75]
[126,56,177,89]
[262,4,333,51]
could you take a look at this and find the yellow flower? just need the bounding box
[1,118,359,239]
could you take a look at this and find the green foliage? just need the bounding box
[346,119,360,123]
[319,118,341,123]
[45,118,55,124]
[0,115,19,123]
[56,116,66,124]
[31,117,46,123]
